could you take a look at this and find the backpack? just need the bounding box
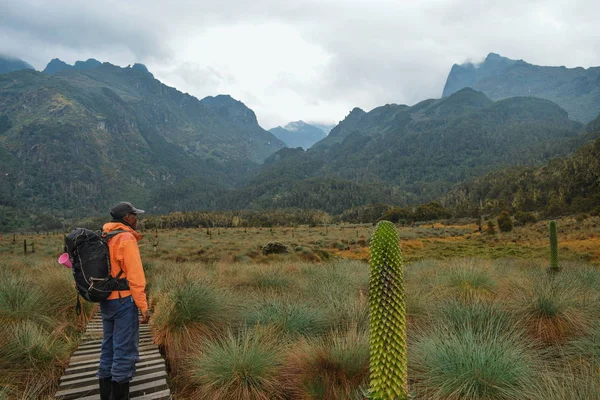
[65,228,130,313]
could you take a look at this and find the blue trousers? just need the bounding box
[97,296,139,383]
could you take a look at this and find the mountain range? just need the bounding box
[443,53,600,123]
[0,59,284,221]
[269,121,328,149]
[1,53,599,230]
[218,88,589,214]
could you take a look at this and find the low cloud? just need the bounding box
[1,0,598,127]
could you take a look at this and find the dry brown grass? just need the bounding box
[2,216,600,398]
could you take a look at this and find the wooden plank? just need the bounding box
[56,314,170,400]
[57,370,166,394]
[72,343,156,358]
[60,363,167,387]
[132,389,172,399]
[67,349,161,366]
[62,355,164,376]
[75,338,154,352]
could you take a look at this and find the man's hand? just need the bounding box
[140,310,151,324]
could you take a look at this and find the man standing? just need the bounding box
[98,201,151,400]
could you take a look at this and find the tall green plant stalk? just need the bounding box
[368,221,408,400]
[549,221,560,273]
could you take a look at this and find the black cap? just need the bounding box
[110,201,145,219]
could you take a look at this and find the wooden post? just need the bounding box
[24,239,27,255]
[152,227,159,253]
[30,242,35,253]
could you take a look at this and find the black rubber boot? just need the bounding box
[111,380,130,400]
[98,377,112,400]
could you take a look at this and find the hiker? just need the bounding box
[97,202,151,400]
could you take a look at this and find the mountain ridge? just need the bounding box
[443,53,600,123]
[0,54,34,74]
[0,61,284,218]
[269,120,327,149]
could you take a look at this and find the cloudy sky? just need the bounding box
[1,0,598,129]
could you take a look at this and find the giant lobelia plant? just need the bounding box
[368,220,408,399]
[548,220,560,274]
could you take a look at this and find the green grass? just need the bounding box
[282,326,369,399]
[441,261,497,301]
[436,299,514,335]
[245,299,328,337]
[0,321,71,371]
[2,219,600,399]
[187,327,284,400]
[516,273,591,343]
[410,323,540,399]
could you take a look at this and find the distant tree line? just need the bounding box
[443,136,600,219]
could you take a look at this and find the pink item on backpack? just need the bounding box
[58,253,73,268]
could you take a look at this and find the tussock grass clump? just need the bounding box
[154,280,233,331]
[245,270,292,291]
[245,299,328,337]
[152,278,236,367]
[0,320,71,386]
[410,323,539,399]
[535,365,600,400]
[282,326,369,399]
[187,327,285,400]
[442,261,496,301]
[437,299,514,335]
[325,293,369,332]
[0,276,54,327]
[516,274,590,344]
[563,321,600,366]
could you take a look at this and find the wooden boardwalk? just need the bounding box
[55,315,171,400]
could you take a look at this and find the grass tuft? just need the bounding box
[282,325,369,399]
[410,323,539,399]
[187,327,285,400]
[443,261,496,301]
[245,299,328,337]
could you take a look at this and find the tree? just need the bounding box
[496,211,513,232]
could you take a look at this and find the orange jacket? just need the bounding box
[103,222,148,314]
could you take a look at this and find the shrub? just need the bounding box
[261,242,289,255]
[514,211,537,225]
[486,220,496,235]
[497,211,513,232]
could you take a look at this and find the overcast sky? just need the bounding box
[1,0,599,129]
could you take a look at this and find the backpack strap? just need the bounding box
[101,229,128,281]
[102,229,128,240]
